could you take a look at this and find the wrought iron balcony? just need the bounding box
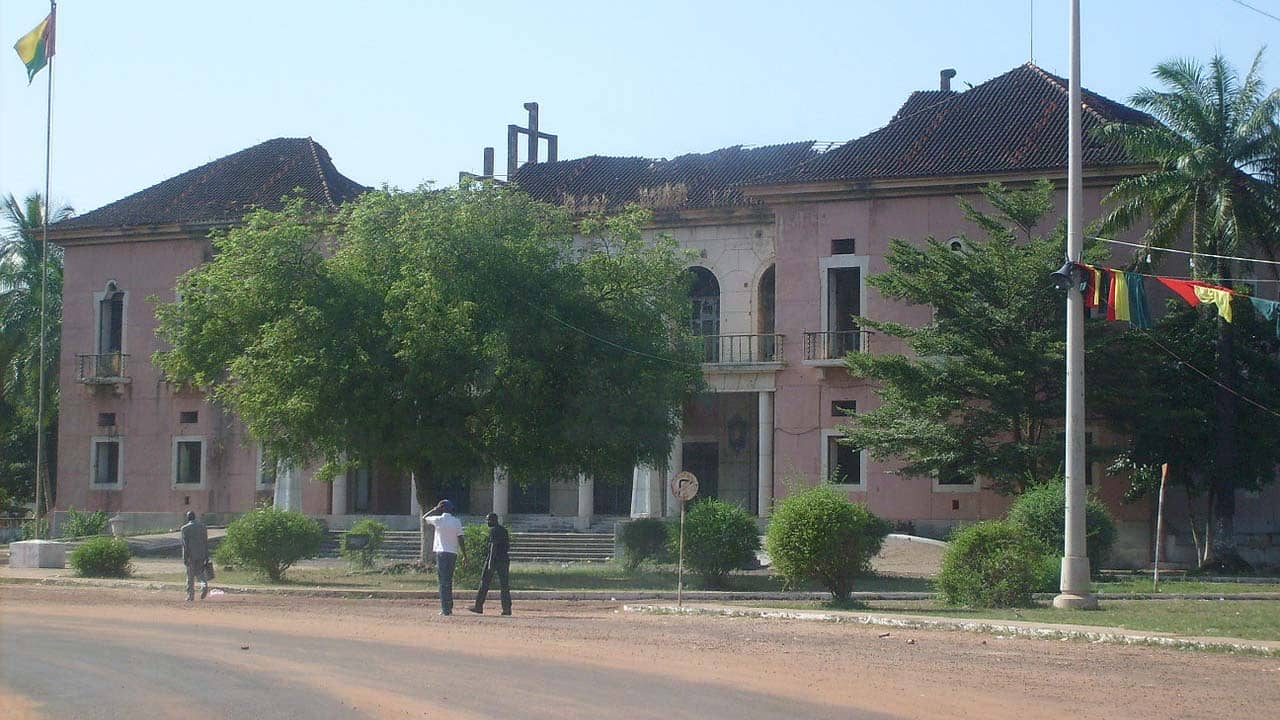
[696,334,784,365]
[803,330,870,364]
[76,353,131,384]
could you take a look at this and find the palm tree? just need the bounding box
[1,192,73,520]
[1096,52,1280,569]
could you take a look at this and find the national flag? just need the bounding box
[13,12,55,83]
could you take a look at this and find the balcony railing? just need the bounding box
[803,330,870,363]
[695,334,784,365]
[77,353,131,384]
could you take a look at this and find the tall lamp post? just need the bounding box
[1054,0,1098,610]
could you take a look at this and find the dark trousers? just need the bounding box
[474,558,511,613]
[436,551,457,614]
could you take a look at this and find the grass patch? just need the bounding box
[749,598,1280,642]
[141,561,933,593]
[1093,579,1280,595]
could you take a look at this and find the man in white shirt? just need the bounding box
[423,499,467,615]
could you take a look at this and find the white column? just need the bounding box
[332,472,349,517]
[663,431,683,518]
[273,463,301,511]
[493,467,510,519]
[576,474,594,531]
[409,472,421,518]
[630,464,653,518]
[758,390,774,518]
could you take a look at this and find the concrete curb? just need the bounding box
[623,603,1280,657]
[5,573,1280,602]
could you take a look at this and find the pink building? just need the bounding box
[49,65,1278,566]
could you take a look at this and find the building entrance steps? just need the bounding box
[318,530,617,563]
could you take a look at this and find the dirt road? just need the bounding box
[2,585,1277,719]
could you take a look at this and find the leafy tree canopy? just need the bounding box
[840,180,1099,494]
[154,184,702,495]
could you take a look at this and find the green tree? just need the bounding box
[1,192,72,517]
[1089,303,1280,567]
[841,180,1088,493]
[1095,52,1280,568]
[154,184,701,505]
[765,484,891,601]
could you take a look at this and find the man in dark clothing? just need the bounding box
[180,510,210,602]
[467,513,511,615]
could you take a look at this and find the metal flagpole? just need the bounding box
[34,0,56,537]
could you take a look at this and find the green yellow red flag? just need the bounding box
[13,11,55,84]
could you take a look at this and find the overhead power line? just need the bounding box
[1093,236,1280,267]
[1228,0,1280,23]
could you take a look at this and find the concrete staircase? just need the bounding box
[318,529,617,563]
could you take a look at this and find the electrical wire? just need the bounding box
[1140,331,1280,420]
[1228,0,1280,23]
[1092,236,1280,267]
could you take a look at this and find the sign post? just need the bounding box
[1154,463,1169,590]
[670,470,699,607]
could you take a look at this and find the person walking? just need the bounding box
[423,499,466,615]
[467,512,511,616]
[179,510,210,602]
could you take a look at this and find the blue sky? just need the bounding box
[1,0,1277,215]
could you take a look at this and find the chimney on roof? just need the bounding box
[507,101,559,178]
[940,68,957,91]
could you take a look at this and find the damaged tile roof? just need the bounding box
[57,137,368,230]
[510,141,821,214]
[747,63,1156,187]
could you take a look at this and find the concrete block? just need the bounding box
[9,539,69,568]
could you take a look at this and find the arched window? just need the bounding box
[758,265,776,361]
[688,267,720,362]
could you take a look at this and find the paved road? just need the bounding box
[3,585,1278,719]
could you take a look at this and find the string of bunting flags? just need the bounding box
[1072,263,1280,336]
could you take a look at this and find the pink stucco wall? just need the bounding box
[768,183,1151,532]
[55,235,330,516]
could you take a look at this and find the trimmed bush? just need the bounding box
[619,518,670,571]
[340,518,387,569]
[457,523,490,578]
[59,507,109,538]
[766,485,891,600]
[1007,480,1117,574]
[218,506,323,581]
[68,536,132,578]
[668,498,759,588]
[937,520,1050,607]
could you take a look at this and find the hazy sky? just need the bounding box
[1,0,1277,215]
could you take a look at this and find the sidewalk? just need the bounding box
[623,602,1280,656]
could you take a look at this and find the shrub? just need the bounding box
[619,518,670,571]
[668,498,759,588]
[218,506,323,581]
[936,520,1050,607]
[457,523,490,578]
[340,518,387,569]
[59,507,109,538]
[68,536,132,577]
[766,485,892,600]
[19,517,50,540]
[1007,480,1117,574]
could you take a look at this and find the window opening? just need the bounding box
[175,440,202,485]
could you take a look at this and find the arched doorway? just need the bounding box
[758,265,775,361]
[688,267,720,362]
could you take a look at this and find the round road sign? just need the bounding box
[670,471,699,501]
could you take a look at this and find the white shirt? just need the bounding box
[424,513,463,554]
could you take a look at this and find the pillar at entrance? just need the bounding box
[273,463,302,511]
[493,467,510,519]
[758,391,774,517]
[663,433,682,518]
[409,473,421,518]
[575,474,594,531]
[332,472,349,516]
[630,464,654,518]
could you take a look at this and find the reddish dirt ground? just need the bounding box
[2,584,1278,719]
